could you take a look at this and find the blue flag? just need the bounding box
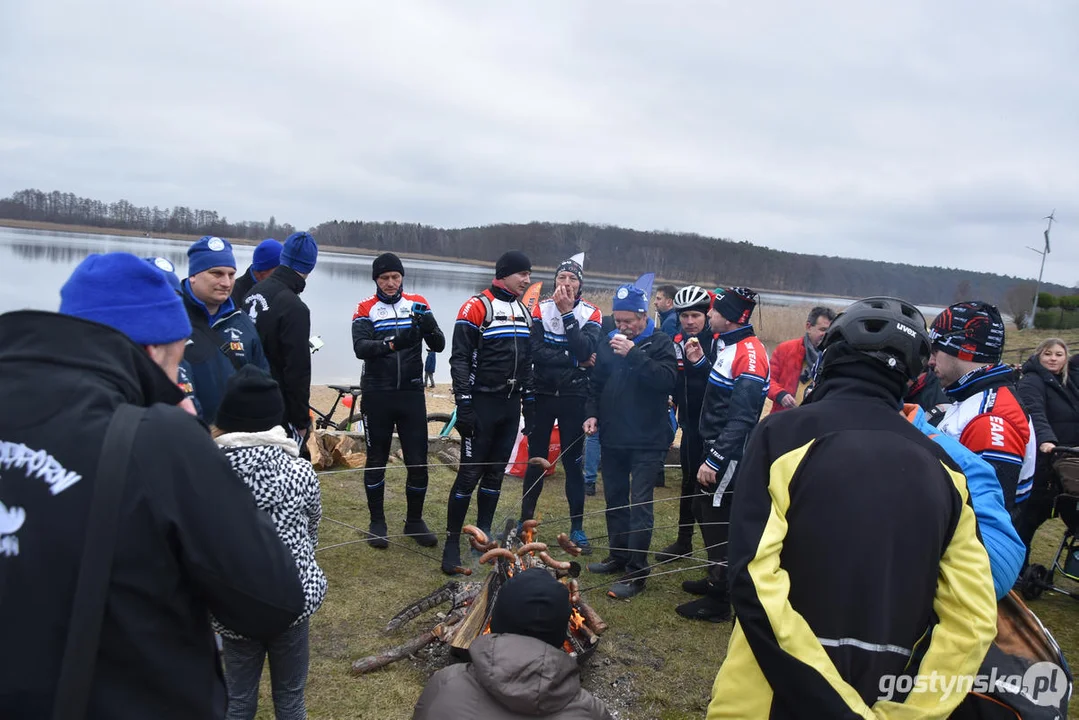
[634,272,655,298]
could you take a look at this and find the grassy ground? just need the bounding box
[236,456,1079,719]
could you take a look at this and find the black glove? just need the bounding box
[522,394,536,437]
[392,324,422,350]
[418,311,439,336]
[455,396,477,438]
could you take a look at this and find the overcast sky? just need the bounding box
[2,1,1076,285]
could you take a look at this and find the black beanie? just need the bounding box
[495,250,532,279]
[489,568,570,649]
[555,259,584,298]
[713,286,758,325]
[214,366,285,433]
[372,252,405,280]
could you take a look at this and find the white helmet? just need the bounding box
[673,285,712,313]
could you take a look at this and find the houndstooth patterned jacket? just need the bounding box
[211,426,326,639]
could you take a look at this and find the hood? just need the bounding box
[469,633,581,715]
[0,310,184,412]
[215,426,298,455]
[218,436,301,508]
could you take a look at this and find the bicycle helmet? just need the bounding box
[674,285,712,315]
[820,296,931,380]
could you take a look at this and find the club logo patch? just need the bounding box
[207,237,226,251]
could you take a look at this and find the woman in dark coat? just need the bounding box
[1016,338,1079,566]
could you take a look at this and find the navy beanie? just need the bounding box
[713,287,758,325]
[251,238,283,271]
[61,253,192,346]
[612,284,648,313]
[372,252,405,280]
[495,250,531,279]
[489,568,570,649]
[282,232,318,274]
[187,236,236,277]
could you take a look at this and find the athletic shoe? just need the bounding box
[654,540,693,564]
[681,577,710,596]
[675,596,731,623]
[587,556,625,575]
[607,579,646,600]
[367,519,389,549]
[569,529,593,556]
[584,482,597,496]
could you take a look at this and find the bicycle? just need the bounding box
[310,384,363,431]
[426,408,460,440]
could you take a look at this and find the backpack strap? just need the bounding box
[52,404,145,720]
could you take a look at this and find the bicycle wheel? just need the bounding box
[426,412,460,440]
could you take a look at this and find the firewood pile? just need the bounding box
[351,518,607,675]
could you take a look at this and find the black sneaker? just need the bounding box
[607,579,646,600]
[584,483,597,497]
[367,519,389,549]
[587,556,626,575]
[404,519,438,548]
[654,540,693,564]
[681,577,710,596]
[675,596,731,623]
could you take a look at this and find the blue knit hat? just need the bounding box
[187,236,236,277]
[281,232,318,274]
[612,284,648,313]
[142,256,182,293]
[251,238,283,271]
[61,253,192,346]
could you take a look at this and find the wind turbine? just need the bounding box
[1028,210,1056,325]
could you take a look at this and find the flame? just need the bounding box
[562,639,575,654]
[481,618,492,636]
[569,608,585,632]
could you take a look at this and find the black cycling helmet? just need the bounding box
[820,296,931,380]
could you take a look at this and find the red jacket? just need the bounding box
[767,336,805,414]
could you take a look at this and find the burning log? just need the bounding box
[352,607,468,675]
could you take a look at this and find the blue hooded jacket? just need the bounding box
[907,404,1024,599]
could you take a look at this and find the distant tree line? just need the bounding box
[2,188,1068,310]
[0,188,296,242]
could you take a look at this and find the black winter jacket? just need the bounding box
[585,320,677,451]
[231,266,258,305]
[244,266,312,429]
[1018,355,1079,448]
[0,311,304,720]
[351,290,445,392]
[672,328,719,434]
[451,285,534,398]
[530,298,602,396]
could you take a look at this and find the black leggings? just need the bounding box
[361,390,429,520]
[446,393,521,535]
[676,429,705,544]
[521,394,587,530]
[694,486,732,596]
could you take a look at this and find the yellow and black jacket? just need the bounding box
[709,374,997,719]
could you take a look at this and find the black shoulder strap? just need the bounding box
[52,404,144,720]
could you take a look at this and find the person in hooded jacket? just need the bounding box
[1016,337,1079,567]
[520,258,602,553]
[412,568,613,720]
[0,253,304,719]
[244,232,319,440]
[182,236,270,424]
[210,366,326,720]
[351,252,445,548]
[232,238,282,304]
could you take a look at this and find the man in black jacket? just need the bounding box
[655,285,718,563]
[443,250,535,575]
[678,287,770,622]
[351,252,445,547]
[0,253,304,719]
[231,237,281,303]
[520,258,602,553]
[584,284,677,600]
[244,231,319,440]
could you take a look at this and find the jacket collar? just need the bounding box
[944,363,1015,401]
[182,279,236,324]
[718,324,755,346]
[0,310,184,406]
[270,265,307,294]
[489,283,518,302]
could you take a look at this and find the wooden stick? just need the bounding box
[351,631,436,675]
[578,602,608,635]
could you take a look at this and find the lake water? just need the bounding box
[0,227,940,384]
